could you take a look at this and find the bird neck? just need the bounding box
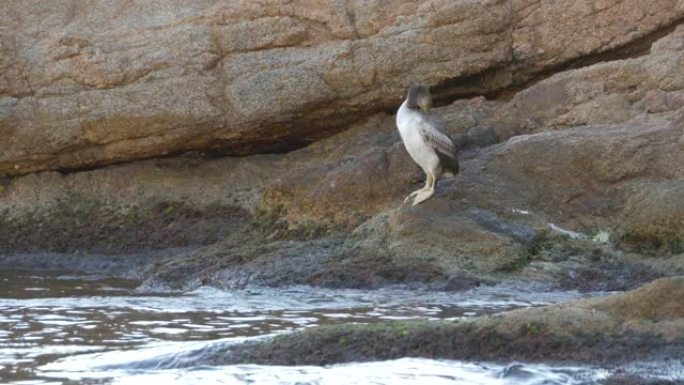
[400,99,425,117]
[405,93,421,110]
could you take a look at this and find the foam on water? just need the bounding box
[1,284,601,314]
[41,357,613,385]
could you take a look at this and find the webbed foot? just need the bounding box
[411,189,435,205]
[404,189,426,204]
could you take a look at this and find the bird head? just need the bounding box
[407,83,432,112]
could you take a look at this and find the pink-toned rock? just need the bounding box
[2,0,683,175]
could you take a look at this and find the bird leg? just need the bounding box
[412,172,436,205]
[404,173,433,203]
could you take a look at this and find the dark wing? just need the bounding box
[418,119,459,174]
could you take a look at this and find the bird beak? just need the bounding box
[419,103,431,112]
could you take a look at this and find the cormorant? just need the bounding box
[396,84,459,205]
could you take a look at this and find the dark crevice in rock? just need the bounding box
[53,164,113,176]
[46,152,195,176]
[47,113,368,177]
[46,140,307,177]
[431,16,684,105]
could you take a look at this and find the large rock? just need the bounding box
[3,21,684,291]
[141,26,684,290]
[2,0,684,175]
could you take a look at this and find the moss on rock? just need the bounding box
[0,197,247,254]
[207,278,684,366]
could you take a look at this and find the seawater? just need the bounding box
[0,269,680,384]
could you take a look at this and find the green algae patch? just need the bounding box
[213,317,679,367]
[206,278,684,366]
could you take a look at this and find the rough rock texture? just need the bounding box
[2,0,684,175]
[258,23,684,234]
[3,26,684,290]
[179,277,684,365]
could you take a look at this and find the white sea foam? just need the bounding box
[41,357,613,385]
[548,224,586,240]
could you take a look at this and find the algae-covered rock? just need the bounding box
[204,277,684,366]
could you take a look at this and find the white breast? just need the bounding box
[396,101,440,173]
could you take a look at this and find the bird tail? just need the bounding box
[437,152,459,176]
